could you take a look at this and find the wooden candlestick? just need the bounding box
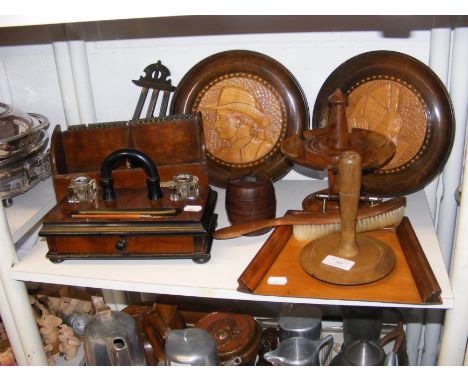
[300,151,396,285]
[281,88,396,212]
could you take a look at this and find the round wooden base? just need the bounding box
[300,232,396,285]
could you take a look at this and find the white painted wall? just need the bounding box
[0,28,431,181]
[87,31,430,123]
[0,43,66,126]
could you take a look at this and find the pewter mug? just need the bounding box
[263,335,334,366]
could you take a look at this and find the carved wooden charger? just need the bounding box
[312,50,455,196]
[171,50,309,187]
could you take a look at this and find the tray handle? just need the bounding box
[396,217,442,304]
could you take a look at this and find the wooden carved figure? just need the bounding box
[60,297,92,317]
[0,347,16,366]
[58,324,81,361]
[37,313,62,355]
[45,296,61,316]
[0,322,8,342]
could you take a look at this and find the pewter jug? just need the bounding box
[263,335,333,366]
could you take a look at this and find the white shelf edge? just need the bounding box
[10,240,454,310]
[5,178,56,243]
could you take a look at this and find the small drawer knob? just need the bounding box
[115,239,127,252]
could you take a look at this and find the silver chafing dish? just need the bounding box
[0,103,51,206]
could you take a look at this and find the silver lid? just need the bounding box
[0,102,49,144]
[278,304,323,341]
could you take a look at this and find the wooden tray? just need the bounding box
[312,50,454,197]
[238,217,441,305]
[171,50,309,188]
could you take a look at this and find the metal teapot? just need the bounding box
[164,328,220,366]
[263,335,334,366]
[83,297,147,366]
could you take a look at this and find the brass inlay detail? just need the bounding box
[41,224,203,234]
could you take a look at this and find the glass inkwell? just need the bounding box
[169,173,199,202]
[67,175,97,203]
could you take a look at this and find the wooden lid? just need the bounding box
[195,312,262,364]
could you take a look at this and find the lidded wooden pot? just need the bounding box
[195,312,263,365]
[225,172,276,236]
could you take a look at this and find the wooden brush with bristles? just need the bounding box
[213,197,405,241]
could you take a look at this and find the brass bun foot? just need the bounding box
[300,232,396,285]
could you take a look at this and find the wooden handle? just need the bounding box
[337,151,361,258]
[213,197,405,239]
[70,214,164,219]
[213,212,333,239]
[73,208,180,216]
[70,207,180,220]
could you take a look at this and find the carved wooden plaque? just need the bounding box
[312,51,454,196]
[347,79,427,172]
[195,74,286,167]
[171,50,309,187]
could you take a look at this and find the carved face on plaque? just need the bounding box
[311,50,454,196]
[171,50,310,187]
[193,75,286,168]
[346,79,427,172]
